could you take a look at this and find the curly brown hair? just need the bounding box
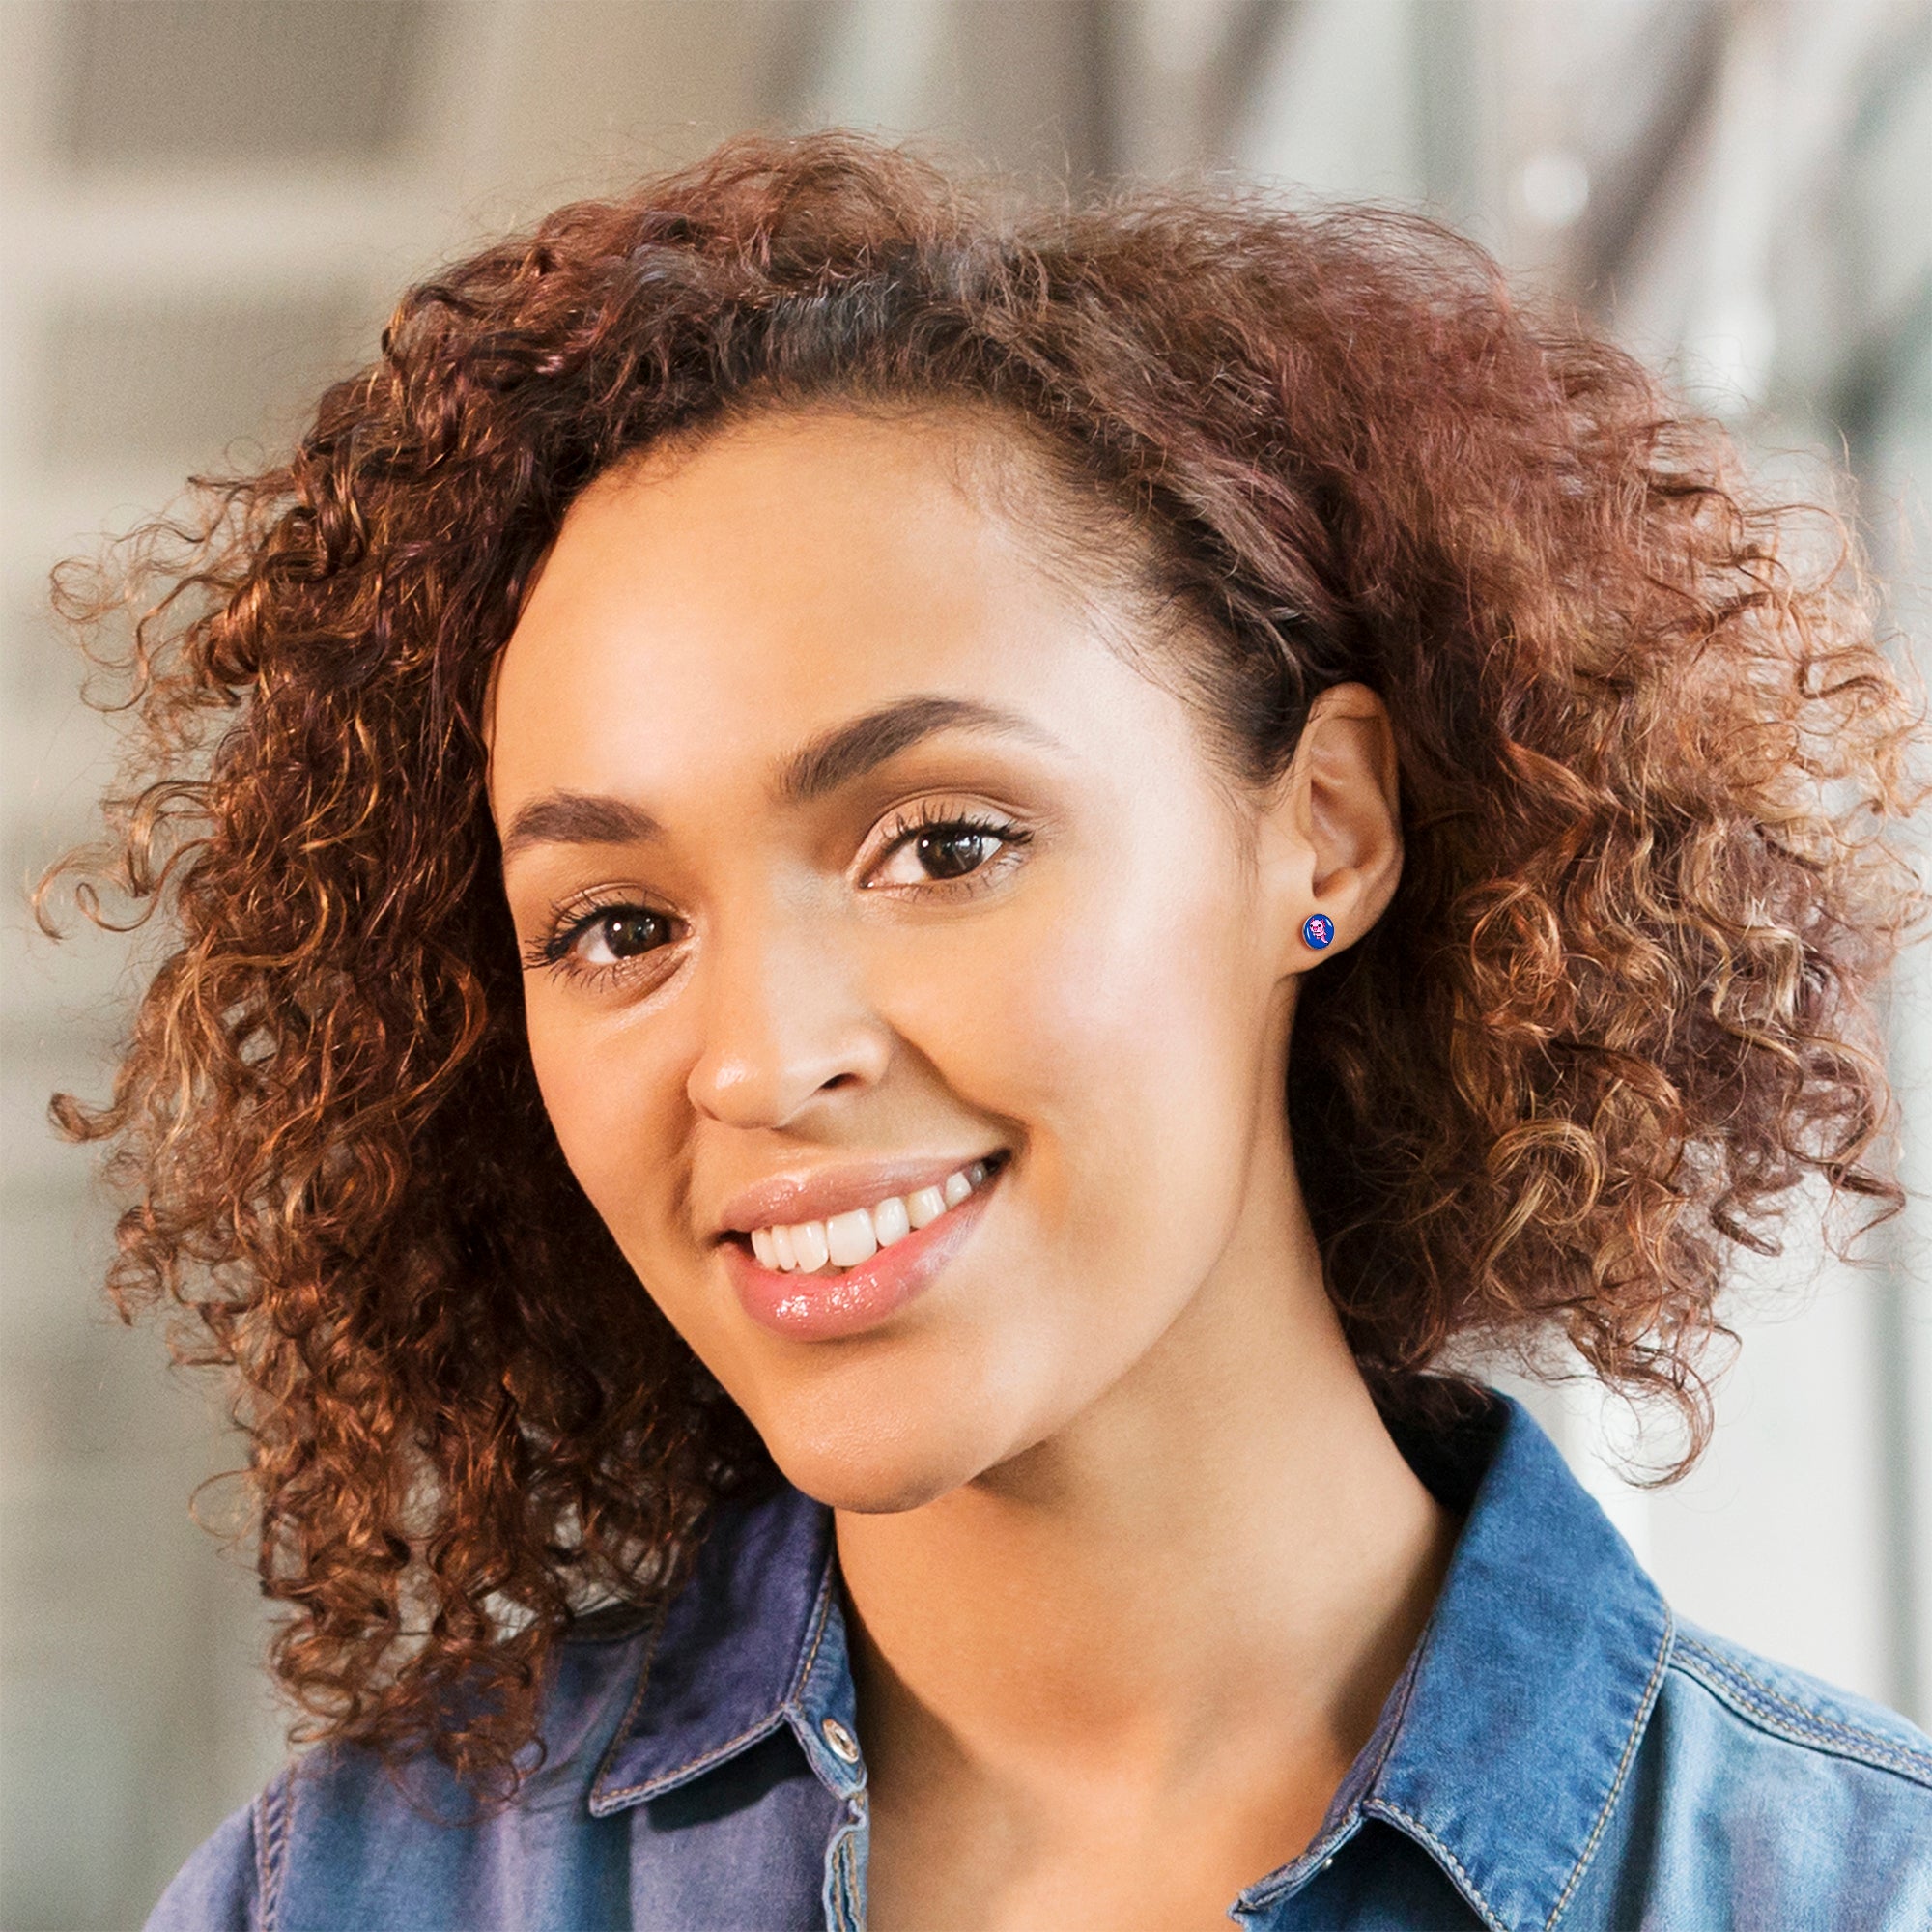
[42,130,1927,1786]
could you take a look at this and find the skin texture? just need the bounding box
[489,410,1454,1930]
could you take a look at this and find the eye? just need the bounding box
[526,900,677,977]
[867,807,1031,890]
[901,826,997,881]
[575,907,673,964]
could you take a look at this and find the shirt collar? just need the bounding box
[588,1477,864,1815]
[1235,1393,1674,1930]
[588,1390,1673,1932]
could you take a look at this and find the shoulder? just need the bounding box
[143,1795,265,1932]
[144,1610,654,1932]
[1662,1620,1932,1795]
[1577,1618,1932,1929]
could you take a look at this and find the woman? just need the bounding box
[51,133,1930,1929]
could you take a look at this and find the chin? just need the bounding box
[753,1401,999,1516]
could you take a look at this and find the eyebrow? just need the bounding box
[774,695,1061,805]
[499,695,1060,862]
[499,791,660,860]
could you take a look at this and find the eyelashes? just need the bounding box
[523,900,676,979]
[865,801,1033,891]
[522,801,1034,984]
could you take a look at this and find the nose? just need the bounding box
[685,903,894,1129]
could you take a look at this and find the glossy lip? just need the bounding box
[711,1151,1005,1240]
[723,1158,1005,1342]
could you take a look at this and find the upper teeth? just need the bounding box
[749,1160,993,1272]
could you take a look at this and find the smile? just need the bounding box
[724,1151,1009,1341]
[748,1157,998,1273]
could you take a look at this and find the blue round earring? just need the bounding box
[1301,912,1335,950]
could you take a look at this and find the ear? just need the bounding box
[1259,682,1403,970]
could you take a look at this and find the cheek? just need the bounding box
[522,997,676,1248]
[889,844,1265,1272]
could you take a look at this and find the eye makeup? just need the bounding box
[518,795,1038,988]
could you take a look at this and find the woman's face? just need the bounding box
[490,410,1364,1512]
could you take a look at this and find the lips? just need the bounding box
[749,1156,997,1273]
[714,1151,1005,1238]
[721,1153,1007,1341]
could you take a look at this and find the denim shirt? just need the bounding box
[148,1393,1932,1930]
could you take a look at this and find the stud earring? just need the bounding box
[1301,912,1335,950]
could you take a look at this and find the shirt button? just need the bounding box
[820,1717,862,1763]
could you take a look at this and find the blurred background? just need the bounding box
[0,0,1927,1924]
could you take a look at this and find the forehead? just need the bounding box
[487,410,1145,806]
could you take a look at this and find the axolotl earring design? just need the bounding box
[1301,912,1335,950]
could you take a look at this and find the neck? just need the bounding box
[833,1152,1456,1825]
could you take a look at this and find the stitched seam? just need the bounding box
[789,1548,838,1707]
[1681,1672,1932,1781]
[1546,1607,1674,1931]
[1367,1801,1510,1932]
[1680,1637,1932,1768]
[1673,1637,1932,1784]
[841,1830,862,1932]
[255,1771,290,1932]
[595,1709,787,1803]
[588,1592,672,1804]
[251,1786,270,1926]
[823,1815,862,1932]
[1360,1627,1428,1788]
